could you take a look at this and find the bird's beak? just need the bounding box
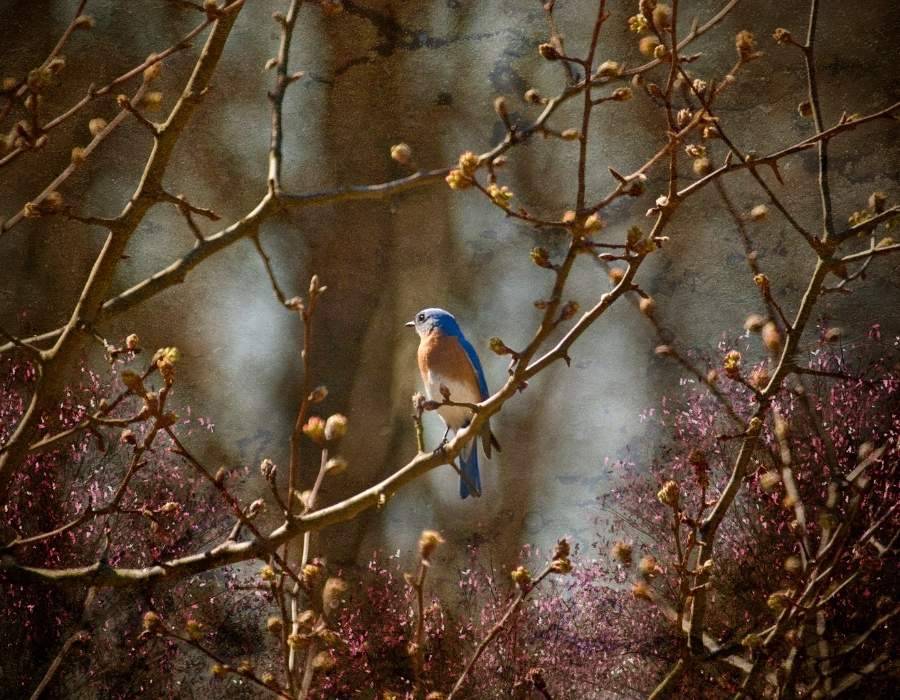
[405,320,415,328]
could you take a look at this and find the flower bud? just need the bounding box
[735,30,756,60]
[511,565,531,587]
[538,43,560,61]
[657,480,679,508]
[418,529,445,560]
[631,581,652,601]
[185,619,202,640]
[324,413,348,442]
[611,541,633,565]
[639,297,656,316]
[597,60,622,78]
[390,142,412,165]
[322,577,348,611]
[723,350,742,378]
[302,416,326,444]
[772,28,791,44]
[638,555,660,578]
[325,456,348,476]
[761,321,782,353]
[266,616,283,634]
[142,611,162,632]
[524,88,542,104]
[749,204,769,221]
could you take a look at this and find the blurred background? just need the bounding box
[1,0,898,575]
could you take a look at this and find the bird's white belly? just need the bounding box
[425,372,480,430]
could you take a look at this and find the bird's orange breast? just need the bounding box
[418,331,478,390]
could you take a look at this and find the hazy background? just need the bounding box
[2,0,898,573]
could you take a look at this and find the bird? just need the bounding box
[407,307,500,498]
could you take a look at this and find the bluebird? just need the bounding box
[407,308,501,498]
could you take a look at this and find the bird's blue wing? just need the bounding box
[457,334,489,399]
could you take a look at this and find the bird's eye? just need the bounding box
[417,313,425,322]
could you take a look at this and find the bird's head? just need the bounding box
[405,307,461,338]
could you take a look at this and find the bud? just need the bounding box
[302,561,322,583]
[583,213,603,233]
[560,128,580,141]
[558,301,579,321]
[761,321,782,353]
[611,87,633,102]
[312,650,336,671]
[760,470,781,492]
[735,30,756,60]
[554,538,570,560]
[489,337,514,356]
[749,365,770,390]
[741,633,763,649]
[798,101,813,118]
[723,350,742,378]
[639,36,661,57]
[530,246,553,269]
[125,333,140,350]
[538,43,560,61]
[868,191,886,213]
[631,581,652,602]
[287,633,305,649]
[784,556,802,573]
[628,14,648,33]
[493,95,508,120]
[654,344,673,357]
[237,659,254,675]
[767,591,790,612]
[597,60,622,78]
[390,142,412,165]
[211,663,228,678]
[323,577,348,611]
[418,530,445,560]
[259,565,276,582]
[185,619,202,640]
[324,413,348,442]
[608,267,625,285]
[511,565,531,587]
[260,458,276,480]
[772,28,792,45]
[744,313,766,332]
[686,157,711,178]
[638,555,660,578]
[749,204,769,221]
[653,44,669,60]
[487,183,513,208]
[445,168,471,191]
[524,88,543,104]
[611,541,633,565]
[142,611,162,632]
[71,146,87,164]
[214,467,227,485]
[638,297,656,316]
[302,416,326,444]
[266,616,283,634]
[143,60,162,83]
[74,14,95,30]
[823,327,842,343]
[121,370,146,394]
[550,557,572,574]
[657,480,679,508]
[676,108,692,129]
[457,151,479,176]
[324,456,348,476]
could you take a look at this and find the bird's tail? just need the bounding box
[458,439,481,499]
